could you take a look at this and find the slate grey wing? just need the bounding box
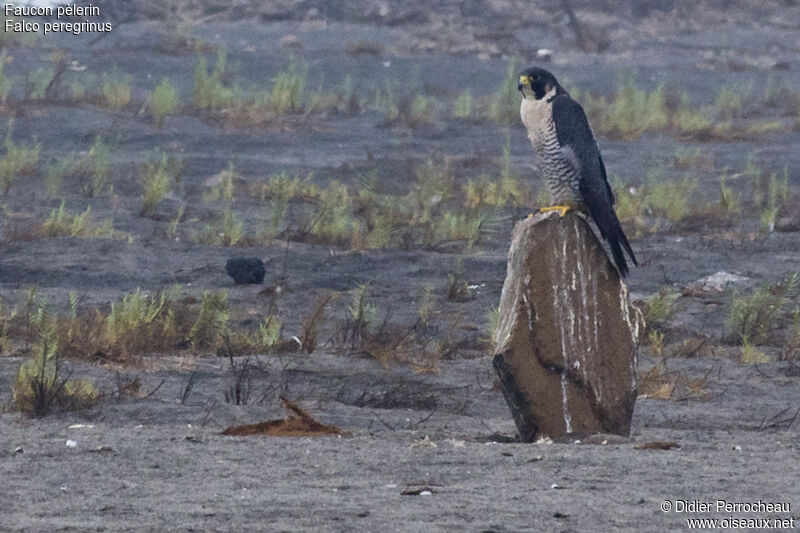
[551,94,637,277]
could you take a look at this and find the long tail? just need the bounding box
[605,214,637,278]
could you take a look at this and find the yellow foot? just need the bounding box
[539,205,572,217]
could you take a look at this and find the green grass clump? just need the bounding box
[24,67,55,100]
[417,284,434,325]
[44,155,79,197]
[67,73,92,101]
[410,159,453,224]
[740,337,770,364]
[0,52,11,105]
[383,92,437,127]
[642,287,679,332]
[673,146,702,170]
[346,283,376,344]
[202,164,243,246]
[462,134,525,209]
[717,176,740,216]
[101,69,132,110]
[434,210,487,250]
[756,168,788,234]
[194,51,235,110]
[140,153,179,215]
[612,178,645,225]
[645,173,697,222]
[305,180,355,244]
[257,314,283,351]
[596,78,668,140]
[728,272,798,345]
[453,89,474,119]
[0,122,40,194]
[261,172,300,238]
[189,290,230,352]
[2,287,295,365]
[486,306,500,345]
[410,94,434,124]
[488,59,519,125]
[671,94,713,136]
[10,304,98,417]
[85,136,111,197]
[714,85,750,119]
[371,82,398,119]
[104,288,171,355]
[40,201,114,238]
[150,77,179,127]
[268,58,307,113]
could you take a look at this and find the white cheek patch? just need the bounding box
[519,86,557,131]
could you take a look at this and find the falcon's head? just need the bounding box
[518,67,562,100]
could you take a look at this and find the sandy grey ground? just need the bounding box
[1,353,799,532]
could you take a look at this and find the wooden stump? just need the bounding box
[493,211,642,442]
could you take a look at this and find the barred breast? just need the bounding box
[520,96,583,206]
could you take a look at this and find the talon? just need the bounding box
[539,205,572,217]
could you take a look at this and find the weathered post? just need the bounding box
[493,211,642,442]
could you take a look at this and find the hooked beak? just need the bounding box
[518,75,530,97]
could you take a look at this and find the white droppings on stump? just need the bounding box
[493,211,643,441]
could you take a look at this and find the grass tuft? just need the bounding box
[41,201,114,238]
[202,163,243,246]
[0,52,12,105]
[10,304,98,417]
[150,77,179,127]
[268,57,307,113]
[260,172,301,239]
[101,69,132,110]
[642,287,679,332]
[453,89,474,119]
[194,51,235,110]
[140,153,179,215]
[488,59,519,125]
[728,273,798,345]
[85,136,111,197]
[0,121,40,194]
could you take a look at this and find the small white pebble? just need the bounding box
[65,440,77,448]
[733,445,742,451]
[14,446,23,454]
[386,484,397,488]
[419,490,432,496]
[551,483,560,489]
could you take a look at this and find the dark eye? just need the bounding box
[531,75,540,81]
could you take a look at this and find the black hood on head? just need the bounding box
[518,66,564,100]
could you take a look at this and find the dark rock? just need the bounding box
[492,212,642,442]
[225,257,265,285]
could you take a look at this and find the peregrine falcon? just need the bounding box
[517,66,637,277]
